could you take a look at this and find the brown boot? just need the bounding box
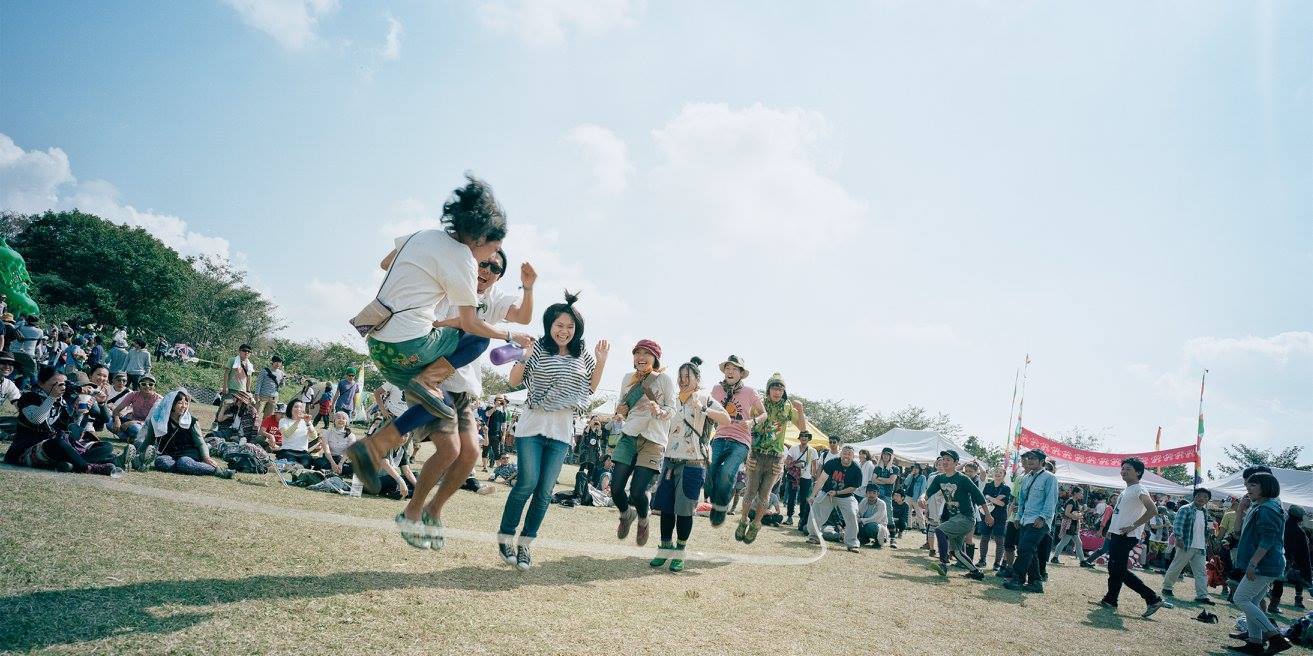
[407,357,457,420]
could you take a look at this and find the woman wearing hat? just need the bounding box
[610,339,677,546]
[649,356,731,571]
[706,355,764,526]
[737,372,805,544]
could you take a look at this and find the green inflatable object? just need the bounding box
[0,237,40,317]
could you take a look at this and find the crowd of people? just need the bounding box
[3,175,1310,655]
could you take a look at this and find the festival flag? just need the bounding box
[1011,354,1030,476]
[1195,370,1208,486]
[1153,426,1162,473]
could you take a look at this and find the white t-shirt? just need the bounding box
[0,378,20,404]
[434,285,517,395]
[320,426,355,456]
[1190,505,1206,550]
[279,418,314,452]
[786,445,818,480]
[1109,482,1149,539]
[859,460,876,490]
[372,230,479,343]
[377,382,409,418]
[229,357,254,390]
[513,408,575,444]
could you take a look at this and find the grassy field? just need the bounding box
[0,408,1281,655]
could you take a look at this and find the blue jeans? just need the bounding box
[154,454,217,476]
[498,435,569,540]
[705,439,749,513]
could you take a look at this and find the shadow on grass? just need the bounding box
[974,585,1027,605]
[0,555,721,652]
[1081,603,1128,632]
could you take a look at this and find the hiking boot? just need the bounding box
[743,523,760,545]
[650,542,674,568]
[635,518,650,546]
[405,357,457,420]
[497,539,516,565]
[616,508,637,540]
[515,545,532,571]
[1003,580,1024,591]
[1023,582,1045,594]
[709,509,727,527]
[1194,597,1215,606]
[975,558,987,568]
[1266,635,1293,654]
[115,444,137,470]
[1225,643,1266,655]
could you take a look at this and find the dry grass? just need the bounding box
[0,412,1256,655]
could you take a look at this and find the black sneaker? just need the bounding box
[515,545,531,571]
[1023,582,1044,594]
[498,542,515,565]
[965,570,985,581]
[1142,599,1171,618]
[1194,597,1215,606]
[1079,560,1094,568]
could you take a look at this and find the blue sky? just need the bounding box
[2,1,1310,472]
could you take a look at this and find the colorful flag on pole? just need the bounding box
[1194,370,1208,486]
[1011,354,1030,476]
[1153,426,1162,473]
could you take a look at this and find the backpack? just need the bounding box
[224,443,272,474]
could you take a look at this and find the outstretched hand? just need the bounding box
[595,339,610,361]
[520,262,537,288]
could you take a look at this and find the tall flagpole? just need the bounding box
[1195,369,1208,488]
[1011,354,1031,477]
[1003,366,1020,473]
[1153,426,1162,474]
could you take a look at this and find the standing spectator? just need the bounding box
[112,326,128,346]
[313,381,335,428]
[224,344,254,397]
[903,463,927,530]
[331,368,360,422]
[978,467,1012,570]
[1227,472,1290,654]
[2,313,19,354]
[293,379,317,409]
[1270,504,1310,611]
[1160,487,1215,604]
[484,396,509,471]
[1095,458,1169,617]
[575,416,605,491]
[872,447,901,534]
[124,338,152,389]
[1053,487,1087,564]
[254,355,286,419]
[106,337,129,378]
[857,449,875,490]
[782,431,818,527]
[154,336,168,361]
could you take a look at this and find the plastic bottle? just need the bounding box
[349,474,363,497]
[489,343,525,366]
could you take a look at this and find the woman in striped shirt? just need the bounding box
[497,292,609,570]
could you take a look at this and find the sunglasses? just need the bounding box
[478,261,505,276]
[141,382,155,387]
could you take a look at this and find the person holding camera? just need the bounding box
[4,366,120,476]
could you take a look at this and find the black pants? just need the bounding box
[1103,533,1161,606]
[785,478,813,525]
[611,463,656,518]
[1010,523,1049,585]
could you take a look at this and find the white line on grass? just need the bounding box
[3,465,828,567]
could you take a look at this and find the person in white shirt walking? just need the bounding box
[1096,458,1171,617]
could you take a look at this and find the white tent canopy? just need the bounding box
[1205,467,1313,510]
[846,429,976,465]
[1053,460,1194,497]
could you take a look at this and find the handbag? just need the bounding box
[348,233,426,338]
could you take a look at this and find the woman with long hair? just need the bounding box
[496,292,608,570]
[611,340,676,546]
[140,390,234,478]
[650,356,730,571]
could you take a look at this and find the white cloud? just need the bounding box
[650,103,866,253]
[1183,331,1313,365]
[564,124,631,196]
[381,13,403,61]
[479,0,641,46]
[0,132,232,261]
[222,0,340,51]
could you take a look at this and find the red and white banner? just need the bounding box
[1016,428,1198,469]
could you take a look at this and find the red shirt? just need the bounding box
[260,414,283,447]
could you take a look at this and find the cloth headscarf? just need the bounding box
[149,388,193,438]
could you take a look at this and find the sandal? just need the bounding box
[734,522,748,542]
[395,512,431,550]
[421,511,445,550]
[744,523,760,544]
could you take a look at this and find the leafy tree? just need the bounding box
[1216,444,1311,475]
[795,397,867,444]
[860,405,963,440]
[1157,464,1193,485]
[962,435,1005,469]
[481,366,518,396]
[1054,425,1109,451]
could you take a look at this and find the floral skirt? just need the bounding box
[367,328,460,390]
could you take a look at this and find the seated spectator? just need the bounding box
[858,485,891,548]
[257,410,284,452]
[316,411,356,477]
[0,352,21,409]
[112,374,162,446]
[134,389,233,478]
[214,390,261,445]
[489,454,518,485]
[376,438,417,500]
[82,364,115,431]
[3,366,120,476]
[276,399,321,468]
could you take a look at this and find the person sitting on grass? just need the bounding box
[888,490,909,546]
[133,390,233,478]
[257,407,284,452]
[4,366,121,476]
[112,374,161,447]
[376,437,417,500]
[316,411,356,478]
[490,454,518,485]
[276,400,321,469]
